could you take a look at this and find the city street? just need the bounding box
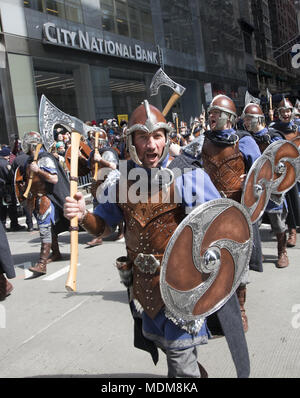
[1,203,300,380]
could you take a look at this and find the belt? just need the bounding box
[133,253,162,274]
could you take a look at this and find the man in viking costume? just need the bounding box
[86,129,121,247]
[19,131,69,276]
[242,103,289,268]
[64,100,250,378]
[201,94,262,332]
[268,98,300,248]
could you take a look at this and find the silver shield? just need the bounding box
[160,198,253,322]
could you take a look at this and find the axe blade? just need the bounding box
[150,67,186,97]
[39,95,100,151]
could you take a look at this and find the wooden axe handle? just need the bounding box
[93,131,99,181]
[269,97,273,121]
[23,143,43,199]
[162,92,181,117]
[65,131,81,292]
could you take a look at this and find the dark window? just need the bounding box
[24,0,83,24]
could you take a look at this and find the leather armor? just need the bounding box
[118,181,185,319]
[25,156,54,216]
[201,137,245,202]
[282,130,299,142]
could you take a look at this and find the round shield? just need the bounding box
[160,198,253,322]
[264,140,300,195]
[292,136,300,149]
[65,140,91,177]
[14,166,26,205]
[241,154,273,224]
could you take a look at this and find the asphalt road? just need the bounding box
[1,211,300,379]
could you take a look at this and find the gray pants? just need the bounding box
[38,223,52,244]
[166,346,201,378]
[267,209,287,234]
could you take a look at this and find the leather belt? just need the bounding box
[134,253,161,274]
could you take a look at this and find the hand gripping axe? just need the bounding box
[39,95,101,292]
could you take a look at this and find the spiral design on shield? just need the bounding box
[160,199,253,322]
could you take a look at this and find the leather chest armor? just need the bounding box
[283,130,299,142]
[118,181,185,319]
[254,134,273,153]
[24,155,55,215]
[25,165,48,214]
[201,137,245,202]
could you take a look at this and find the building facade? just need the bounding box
[251,0,300,107]
[0,0,252,145]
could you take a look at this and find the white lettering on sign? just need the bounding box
[42,22,159,65]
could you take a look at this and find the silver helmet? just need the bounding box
[21,131,43,154]
[125,100,173,166]
[277,98,294,122]
[208,95,237,130]
[241,103,265,132]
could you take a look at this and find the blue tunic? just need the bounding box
[94,155,221,349]
[34,149,58,226]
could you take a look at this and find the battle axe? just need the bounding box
[39,95,101,292]
[150,68,185,117]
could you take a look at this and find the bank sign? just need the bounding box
[43,22,159,65]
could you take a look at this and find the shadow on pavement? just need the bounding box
[48,289,128,305]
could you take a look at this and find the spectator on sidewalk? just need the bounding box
[0,146,25,231]
[0,215,15,300]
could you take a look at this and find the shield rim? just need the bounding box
[241,154,274,224]
[160,198,253,322]
[14,166,25,206]
[241,140,300,223]
[266,140,300,195]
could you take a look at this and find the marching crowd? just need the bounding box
[0,93,300,378]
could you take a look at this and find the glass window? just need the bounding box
[102,13,115,32]
[140,9,154,43]
[100,1,153,42]
[161,0,195,54]
[100,0,116,32]
[33,58,78,119]
[65,0,83,24]
[199,0,245,81]
[24,0,44,11]
[115,0,129,36]
[45,0,65,18]
[129,6,142,40]
[24,0,84,24]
